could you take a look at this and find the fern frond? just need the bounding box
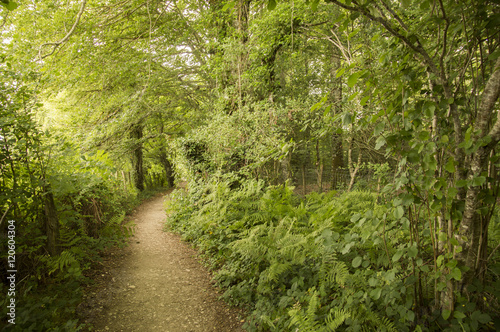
[325,308,350,331]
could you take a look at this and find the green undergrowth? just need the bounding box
[165,177,498,331]
[0,181,165,332]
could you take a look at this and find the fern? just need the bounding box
[47,250,79,275]
[318,253,350,292]
[325,308,350,331]
[288,291,321,332]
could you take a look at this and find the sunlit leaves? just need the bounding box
[268,0,277,10]
[0,0,18,11]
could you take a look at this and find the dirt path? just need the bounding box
[81,193,245,332]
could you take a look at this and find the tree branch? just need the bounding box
[39,0,87,60]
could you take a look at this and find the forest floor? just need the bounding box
[77,192,245,331]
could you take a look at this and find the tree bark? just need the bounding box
[131,124,145,191]
[43,187,59,256]
[160,152,175,188]
[457,57,500,291]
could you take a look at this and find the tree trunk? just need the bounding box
[160,152,175,188]
[456,57,500,294]
[131,124,145,191]
[43,187,59,256]
[331,48,343,190]
[347,138,362,192]
[316,140,323,193]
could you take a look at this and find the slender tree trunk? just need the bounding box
[42,187,59,256]
[131,124,145,191]
[160,152,175,188]
[315,140,323,193]
[347,138,362,192]
[331,49,343,190]
[456,57,500,293]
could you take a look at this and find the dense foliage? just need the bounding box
[166,176,499,331]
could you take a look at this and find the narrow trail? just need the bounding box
[83,193,245,331]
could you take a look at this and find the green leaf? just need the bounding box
[442,309,451,320]
[445,260,457,269]
[311,0,320,11]
[424,102,436,117]
[374,122,385,136]
[445,158,455,173]
[370,287,382,300]
[471,176,486,187]
[336,68,345,78]
[401,0,411,8]
[2,1,18,10]
[394,206,404,219]
[471,311,491,324]
[350,213,361,222]
[418,131,430,141]
[352,256,362,268]
[342,112,352,126]
[375,136,386,150]
[450,267,462,280]
[436,255,444,267]
[267,0,276,10]
[454,311,466,319]
[438,232,447,242]
[222,1,235,11]
[347,72,361,88]
[408,245,418,258]
[360,95,370,106]
[392,249,404,262]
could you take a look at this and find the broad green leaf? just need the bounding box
[445,158,455,173]
[352,256,362,268]
[442,309,451,320]
[471,176,486,187]
[370,287,382,300]
[392,249,404,262]
[342,112,352,126]
[374,122,385,136]
[418,131,430,141]
[394,206,404,219]
[471,311,491,324]
[347,72,361,88]
[453,311,466,319]
[450,267,462,280]
[2,1,18,11]
[445,259,457,268]
[336,68,345,78]
[438,232,447,242]
[375,136,386,150]
[267,0,276,10]
[350,213,361,222]
[408,245,418,258]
